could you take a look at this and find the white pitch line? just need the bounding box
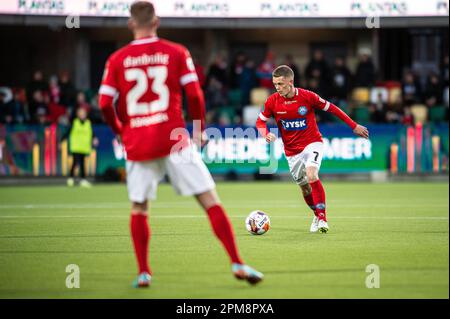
[0,203,447,209]
[0,215,447,220]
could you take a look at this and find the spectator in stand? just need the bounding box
[329,56,352,103]
[230,52,247,89]
[369,92,387,123]
[441,55,449,87]
[59,71,77,112]
[306,77,326,98]
[47,75,68,124]
[402,71,422,105]
[48,75,61,104]
[305,49,330,96]
[26,70,47,104]
[76,91,91,112]
[206,54,228,88]
[401,106,414,126]
[239,59,258,107]
[12,89,27,124]
[29,90,49,124]
[384,107,402,124]
[283,54,301,87]
[424,73,443,107]
[354,48,376,88]
[89,93,104,124]
[0,87,14,124]
[205,77,227,124]
[256,51,276,90]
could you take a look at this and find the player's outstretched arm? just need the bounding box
[326,103,369,139]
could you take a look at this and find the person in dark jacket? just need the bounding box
[354,49,376,87]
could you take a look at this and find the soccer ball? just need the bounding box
[245,210,270,235]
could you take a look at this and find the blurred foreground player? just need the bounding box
[98,1,263,288]
[256,65,369,233]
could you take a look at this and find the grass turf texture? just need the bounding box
[0,182,448,299]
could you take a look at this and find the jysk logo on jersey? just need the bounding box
[280,118,308,131]
[298,106,308,116]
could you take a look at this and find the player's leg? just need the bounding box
[166,145,263,284]
[67,153,79,186]
[304,142,328,233]
[195,189,263,284]
[130,200,152,287]
[126,160,163,287]
[78,154,91,188]
[300,183,316,213]
[300,183,320,232]
[195,189,243,265]
[286,152,318,231]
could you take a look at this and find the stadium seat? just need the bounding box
[388,87,402,105]
[370,87,389,104]
[351,87,370,104]
[410,104,428,124]
[228,89,242,107]
[429,105,447,122]
[250,87,269,106]
[242,105,261,126]
[352,106,371,123]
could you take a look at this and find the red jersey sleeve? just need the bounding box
[308,90,357,130]
[255,96,274,137]
[98,56,122,135]
[178,47,206,132]
[99,57,119,98]
[179,46,199,87]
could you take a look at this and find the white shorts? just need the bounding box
[126,144,216,203]
[286,142,324,186]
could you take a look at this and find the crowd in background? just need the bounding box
[201,50,449,126]
[0,70,103,126]
[0,50,448,127]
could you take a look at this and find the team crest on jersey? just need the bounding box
[280,118,308,131]
[298,106,308,116]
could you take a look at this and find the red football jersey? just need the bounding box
[259,88,342,156]
[99,37,199,161]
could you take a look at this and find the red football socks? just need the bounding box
[303,193,317,216]
[207,204,243,265]
[310,180,327,221]
[130,213,151,275]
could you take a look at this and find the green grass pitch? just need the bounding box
[0,181,448,299]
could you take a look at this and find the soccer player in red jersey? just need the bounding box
[98,1,263,287]
[256,65,369,233]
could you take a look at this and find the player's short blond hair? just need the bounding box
[272,65,294,79]
[130,1,156,28]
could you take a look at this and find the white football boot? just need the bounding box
[318,219,329,233]
[310,216,319,233]
[80,179,92,188]
[67,178,74,187]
